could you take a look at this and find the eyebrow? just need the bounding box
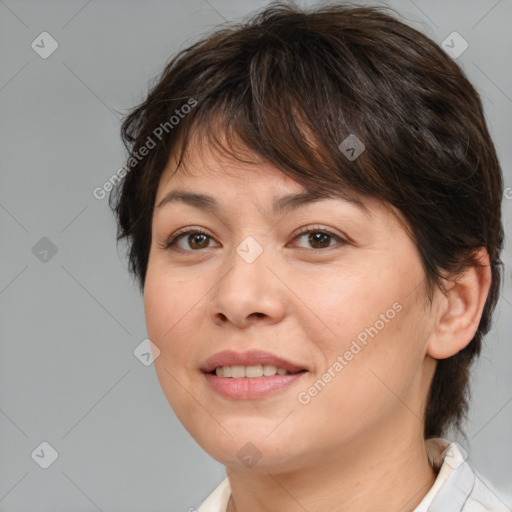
[155,189,367,216]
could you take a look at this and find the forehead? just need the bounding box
[161,133,286,185]
[157,146,370,216]
[154,163,409,239]
[154,127,408,232]
[157,132,360,207]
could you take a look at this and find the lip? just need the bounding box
[204,372,306,399]
[201,349,308,400]
[201,349,307,374]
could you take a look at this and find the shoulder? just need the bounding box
[421,439,510,512]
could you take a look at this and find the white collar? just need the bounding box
[197,438,470,512]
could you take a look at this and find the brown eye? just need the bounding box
[164,230,218,251]
[187,233,210,249]
[307,232,332,249]
[293,226,345,250]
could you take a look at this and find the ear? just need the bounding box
[427,247,492,359]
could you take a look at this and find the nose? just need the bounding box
[208,239,287,329]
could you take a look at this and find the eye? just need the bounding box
[291,225,346,250]
[162,225,346,252]
[163,229,219,251]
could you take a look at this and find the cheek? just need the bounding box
[143,263,207,422]
[297,303,426,439]
[295,257,427,401]
[144,261,204,364]
[294,265,401,354]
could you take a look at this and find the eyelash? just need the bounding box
[162,225,346,252]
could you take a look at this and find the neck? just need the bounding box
[225,424,436,512]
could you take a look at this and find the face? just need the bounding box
[144,138,438,473]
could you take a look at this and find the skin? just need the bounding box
[144,135,491,512]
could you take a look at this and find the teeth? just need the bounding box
[245,365,263,378]
[214,364,293,378]
[263,364,277,376]
[231,365,245,378]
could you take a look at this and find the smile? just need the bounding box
[201,349,309,399]
[213,364,300,378]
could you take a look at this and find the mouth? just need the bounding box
[210,364,306,378]
[201,349,307,375]
[201,349,308,399]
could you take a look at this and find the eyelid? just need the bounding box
[160,226,217,250]
[290,224,347,249]
[292,224,344,240]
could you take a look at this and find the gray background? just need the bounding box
[0,0,511,510]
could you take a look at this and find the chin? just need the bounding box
[192,423,314,473]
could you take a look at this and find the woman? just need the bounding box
[110,3,508,511]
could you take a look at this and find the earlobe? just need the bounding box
[427,247,491,360]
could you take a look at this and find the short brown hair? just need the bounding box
[110,2,504,438]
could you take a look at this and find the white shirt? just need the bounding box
[197,439,510,511]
